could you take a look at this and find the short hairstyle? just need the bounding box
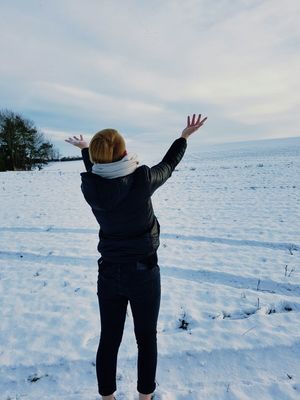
[88,128,126,163]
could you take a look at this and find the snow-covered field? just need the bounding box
[0,136,300,400]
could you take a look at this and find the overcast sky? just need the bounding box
[1,0,299,156]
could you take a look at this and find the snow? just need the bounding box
[0,136,300,400]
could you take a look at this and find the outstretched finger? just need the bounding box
[192,114,196,124]
[80,134,83,140]
[196,114,201,124]
[187,115,190,126]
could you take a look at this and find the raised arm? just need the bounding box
[146,138,187,195]
[81,147,93,172]
[146,113,208,195]
[64,134,92,172]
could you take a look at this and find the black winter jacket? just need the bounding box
[80,137,187,263]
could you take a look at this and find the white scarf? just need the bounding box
[92,153,139,179]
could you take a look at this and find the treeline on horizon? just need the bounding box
[0,109,82,171]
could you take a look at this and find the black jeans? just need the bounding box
[96,252,161,396]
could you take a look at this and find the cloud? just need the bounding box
[32,81,166,126]
[0,0,299,155]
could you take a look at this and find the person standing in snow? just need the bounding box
[65,113,207,400]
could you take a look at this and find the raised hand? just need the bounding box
[65,134,89,149]
[181,114,208,139]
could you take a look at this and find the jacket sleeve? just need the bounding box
[146,137,187,195]
[81,148,93,172]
